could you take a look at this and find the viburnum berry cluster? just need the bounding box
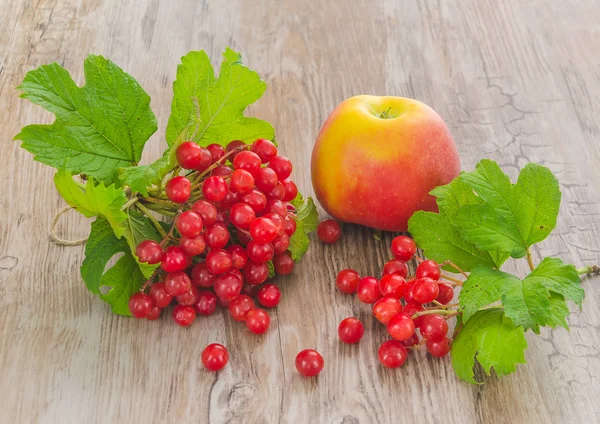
[129,138,297,331]
[334,235,459,368]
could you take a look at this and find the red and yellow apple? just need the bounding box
[311,95,460,231]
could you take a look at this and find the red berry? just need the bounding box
[419,314,448,342]
[412,277,439,304]
[203,176,228,202]
[179,234,207,257]
[247,241,275,263]
[436,283,454,305]
[269,155,292,180]
[255,167,278,192]
[176,211,203,238]
[192,200,218,225]
[211,165,233,177]
[228,294,255,321]
[426,337,452,357]
[146,306,162,321]
[202,343,229,371]
[378,340,408,368]
[273,252,294,275]
[213,272,243,302]
[161,246,188,273]
[295,349,324,377]
[336,269,361,294]
[242,190,267,213]
[207,143,225,162]
[249,217,278,244]
[387,313,416,341]
[403,280,416,304]
[241,283,261,298]
[263,213,285,236]
[227,244,248,269]
[135,240,163,264]
[149,282,173,308]
[205,249,233,275]
[257,284,281,308]
[281,179,298,202]
[272,234,290,255]
[175,285,201,306]
[317,220,342,244]
[218,190,240,209]
[379,274,407,299]
[230,169,255,194]
[338,317,364,344]
[195,290,217,315]
[383,259,408,278]
[172,304,196,326]
[164,271,192,296]
[416,260,441,280]
[401,333,420,348]
[251,138,277,163]
[266,182,286,200]
[229,203,255,229]
[204,223,230,249]
[264,199,287,218]
[373,297,402,325]
[403,302,426,327]
[128,293,154,318]
[283,215,297,236]
[391,236,417,261]
[233,150,262,176]
[226,139,246,160]
[165,176,191,203]
[191,262,216,288]
[245,308,270,334]
[176,141,210,170]
[357,276,381,304]
[243,261,269,285]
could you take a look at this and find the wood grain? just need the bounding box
[1,0,599,422]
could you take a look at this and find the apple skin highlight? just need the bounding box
[311,95,460,231]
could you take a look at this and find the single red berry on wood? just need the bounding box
[195,290,217,315]
[379,274,407,299]
[387,313,416,341]
[295,349,324,377]
[165,176,191,203]
[202,343,229,371]
[317,219,341,244]
[382,259,408,278]
[378,340,408,368]
[172,304,196,326]
[338,317,364,344]
[390,236,416,261]
[357,276,381,304]
[245,308,271,334]
[372,297,402,325]
[336,269,361,294]
[228,294,255,321]
[128,293,154,318]
[416,259,441,280]
[257,284,281,308]
[136,240,163,264]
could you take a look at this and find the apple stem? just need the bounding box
[378,107,392,119]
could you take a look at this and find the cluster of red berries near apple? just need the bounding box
[333,236,455,368]
[128,139,299,361]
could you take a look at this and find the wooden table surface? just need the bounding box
[2,0,600,423]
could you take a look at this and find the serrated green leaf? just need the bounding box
[15,55,157,184]
[451,308,527,384]
[288,194,319,262]
[166,48,274,147]
[81,218,145,316]
[296,197,319,233]
[54,170,128,238]
[460,258,583,332]
[457,161,561,258]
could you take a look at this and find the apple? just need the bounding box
[311,95,460,231]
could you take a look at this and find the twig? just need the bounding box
[526,248,535,271]
[442,260,468,278]
[412,309,460,319]
[121,197,139,211]
[441,273,464,286]
[49,206,88,246]
[578,265,600,277]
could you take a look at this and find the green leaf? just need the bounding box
[451,308,527,384]
[54,170,128,238]
[123,208,167,278]
[166,48,274,147]
[288,194,319,262]
[15,55,157,184]
[267,261,275,279]
[460,258,583,332]
[456,161,561,258]
[81,218,145,316]
[409,177,509,272]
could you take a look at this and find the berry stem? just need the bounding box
[526,248,535,271]
[121,197,139,211]
[577,265,600,276]
[141,267,161,292]
[136,203,168,238]
[190,145,246,189]
[412,309,460,319]
[441,260,468,278]
[440,273,464,286]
